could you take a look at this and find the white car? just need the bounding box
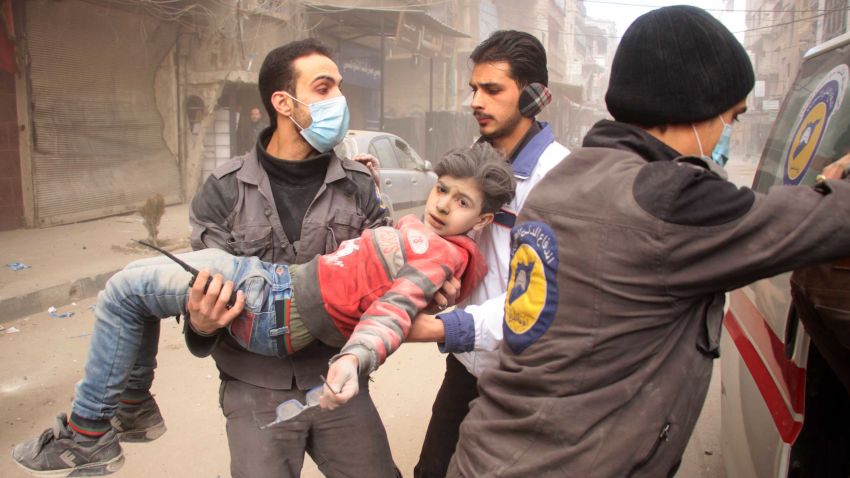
[334,130,437,221]
[721,32,850,477]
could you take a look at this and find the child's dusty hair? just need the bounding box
[434,143,516,214]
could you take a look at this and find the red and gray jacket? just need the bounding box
[187,145,388,390]
[293,215,487,374]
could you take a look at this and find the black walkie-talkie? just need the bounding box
[134,240,237,309]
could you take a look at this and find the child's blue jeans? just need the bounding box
[73,248,293,421]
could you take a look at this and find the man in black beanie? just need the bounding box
[446,5,850,477]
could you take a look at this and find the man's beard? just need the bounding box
[480,111,523,142]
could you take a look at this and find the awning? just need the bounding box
[305,3,469,58]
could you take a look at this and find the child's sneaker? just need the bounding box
[11,413,124,477]
[110,396,166,442]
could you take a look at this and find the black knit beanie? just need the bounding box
[605,5,755,126]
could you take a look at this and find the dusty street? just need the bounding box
[1,296,723,478]
[0,295,447,477]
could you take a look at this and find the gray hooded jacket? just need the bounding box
[450,120,850,477]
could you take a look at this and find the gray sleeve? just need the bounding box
[664,175,850,297]
[184,174,239,352]
[189,174,238,253]
[634,160,755,227]
[182,318,220,357]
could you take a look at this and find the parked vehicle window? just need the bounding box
[392,139,422,170]
[369,137,400,169]
[753,48,850,194]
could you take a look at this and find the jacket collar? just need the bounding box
[582,120,681,163]
[676,155,729,179]
[582,120,727,178]
[239,127,349,186]
[511,121,555,180]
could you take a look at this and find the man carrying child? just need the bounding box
[12,143,514,477]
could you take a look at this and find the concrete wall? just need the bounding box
[0,70,21,230]
[155,46,179,158]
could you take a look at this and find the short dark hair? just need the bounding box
[258,39,332,127]
[470,30,548,87]
[434,143,516,215]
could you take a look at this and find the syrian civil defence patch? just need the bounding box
[784,64,847,185]
[503,221,559,354]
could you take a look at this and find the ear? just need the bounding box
[470,212,494,232]
[270,91,294,118]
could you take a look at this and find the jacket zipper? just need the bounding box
[627,423,671,477]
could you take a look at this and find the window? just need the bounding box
[369,137,400,169]
[392,139,421,170]
[753,46,850,193]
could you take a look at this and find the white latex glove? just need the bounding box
[319,354,360,410]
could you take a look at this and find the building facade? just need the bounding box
[3,0,619,231]
[740,0,846,159]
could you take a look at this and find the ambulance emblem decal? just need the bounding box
[504,222,559,354]
[784,64,847,185]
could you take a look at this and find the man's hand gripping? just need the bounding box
[186,269,245,336]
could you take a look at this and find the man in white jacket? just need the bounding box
[407,30,569,478]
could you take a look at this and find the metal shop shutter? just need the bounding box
[26,0,181,226]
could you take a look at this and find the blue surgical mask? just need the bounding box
[286,94,350,153]
[692,116,733,167]
[711,118,732,167]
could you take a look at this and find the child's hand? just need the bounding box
[353,154,381,187]
[319,354,360,410]
[425,275,460,314]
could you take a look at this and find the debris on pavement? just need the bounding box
[6,326,20,334]
[47,306,75,319]
[70,333,92,339]
[6,262,31,271]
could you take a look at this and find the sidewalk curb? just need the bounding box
[0,269,120,324]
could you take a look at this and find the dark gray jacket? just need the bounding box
[187,147,388,390]
[450,121,850,477]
